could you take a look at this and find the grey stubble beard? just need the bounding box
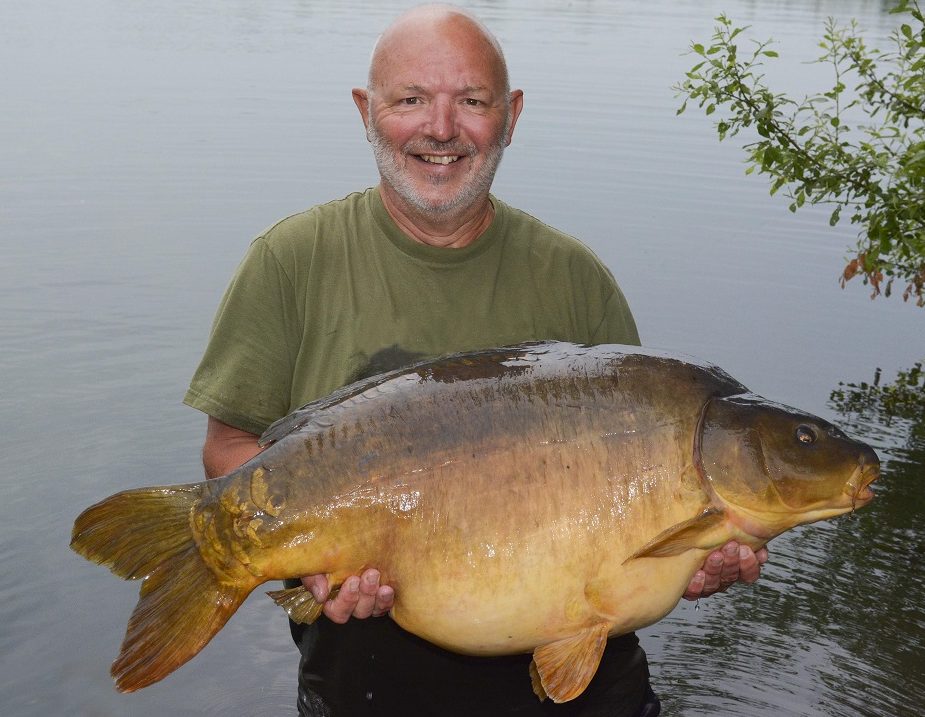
[367,110,510,216]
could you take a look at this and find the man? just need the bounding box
[185,5,766,716]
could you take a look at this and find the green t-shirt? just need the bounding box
[184,187,639,435]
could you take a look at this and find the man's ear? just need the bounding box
[505,90,524,146]
[352,88,371,140]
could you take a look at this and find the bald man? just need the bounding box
[186,5,765,716]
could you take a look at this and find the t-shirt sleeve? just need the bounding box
[183,236,300,436]
[568,244,640,347]
[592,277,640,347]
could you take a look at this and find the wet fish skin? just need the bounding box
[70,341,879,701]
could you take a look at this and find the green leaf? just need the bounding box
[762,50,779,58]
[901,24,913,40]
[693,43,705,55]
[706,104,716,115]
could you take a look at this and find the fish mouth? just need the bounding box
[843,457,879,509]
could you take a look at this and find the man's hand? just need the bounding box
[302,569,395,623]
[683,542,769,600]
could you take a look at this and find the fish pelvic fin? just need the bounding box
[70,484,252,692]
[529,623,610,703]
[624,507,729,562]
[266,584,342,624]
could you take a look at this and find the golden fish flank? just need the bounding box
[70,341,879,701]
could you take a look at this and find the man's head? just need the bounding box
[353,5,523,222]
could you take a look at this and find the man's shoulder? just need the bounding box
[494,197,603,262]
[257,188,375,251]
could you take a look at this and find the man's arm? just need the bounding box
[203,416,265,479]
[201,416,395,620]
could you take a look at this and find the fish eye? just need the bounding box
[795,425,817,444]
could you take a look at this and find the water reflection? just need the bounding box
[830,362,925,461]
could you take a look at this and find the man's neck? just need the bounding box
[378,183,495,249]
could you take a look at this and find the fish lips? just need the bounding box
[844,457,879,509]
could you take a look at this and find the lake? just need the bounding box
[1,0,922,715]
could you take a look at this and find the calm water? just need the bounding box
[2,1,923,715]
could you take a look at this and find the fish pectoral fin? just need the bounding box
[528,623,610,703]
[267,584,341,624]
[625,507,728,561]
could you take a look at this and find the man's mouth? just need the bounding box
[418,154,461,165]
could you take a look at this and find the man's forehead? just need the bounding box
[391,82,493,95]
[368,7,508,93]
[372,52,503,97]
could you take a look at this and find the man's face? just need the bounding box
[356,19,521,217]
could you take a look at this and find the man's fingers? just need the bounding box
[302,569,393,622]
[351,569,382,619]
[736,545,761,584]
[324,576,362,623]
[373,585,395,617]
[301,574,329,603]
[700,550,725,595]
[718,542,741,586]
[684,543,770,601]
[682,570,706,601]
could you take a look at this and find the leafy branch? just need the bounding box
[676,0,925,306]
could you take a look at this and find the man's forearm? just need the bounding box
[202,416,263,479]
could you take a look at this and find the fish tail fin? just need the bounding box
[70,484,252,692]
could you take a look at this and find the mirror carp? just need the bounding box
[71,342,879,701]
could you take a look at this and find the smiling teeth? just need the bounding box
[421,155,460,165]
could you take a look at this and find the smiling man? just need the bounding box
[185,5,765,716]
[354,9,519,237]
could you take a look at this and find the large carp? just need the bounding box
[71,342,878,701]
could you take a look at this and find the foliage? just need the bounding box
[675,0,925,306]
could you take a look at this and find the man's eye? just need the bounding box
[403,97,419,105]
[464,98,481,106]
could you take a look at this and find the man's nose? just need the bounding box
[424,97,458,142]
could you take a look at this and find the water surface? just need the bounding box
[2,1,922,715]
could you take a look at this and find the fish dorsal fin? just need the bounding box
[625,507,729,562]
[528,622,610,703]
[266,584,342,625]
